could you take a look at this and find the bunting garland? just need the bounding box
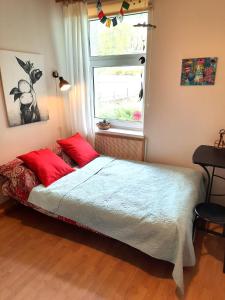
[96,0,130,28]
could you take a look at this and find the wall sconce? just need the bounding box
[52,71,71,92]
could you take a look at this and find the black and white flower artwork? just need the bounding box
[0,50,49,127]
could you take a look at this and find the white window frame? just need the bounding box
[89,13,148,131]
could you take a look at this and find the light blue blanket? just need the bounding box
[28,157,204,291]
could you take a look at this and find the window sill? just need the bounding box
[95,127,144,139]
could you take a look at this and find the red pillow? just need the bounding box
[18,149,74,186]
[57,133,99,167]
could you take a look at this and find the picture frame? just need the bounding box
[0,50,49,127]
[180,57,218,86]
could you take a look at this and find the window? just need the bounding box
[89,12,148,130]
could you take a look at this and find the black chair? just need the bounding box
[194,202,225,273]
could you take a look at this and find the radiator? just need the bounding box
[95,132,145,161]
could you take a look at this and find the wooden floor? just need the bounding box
[0,205,224,300]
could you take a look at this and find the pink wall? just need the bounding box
[144,0,225,169]
[0,0,67,165]
[1,0,224,203]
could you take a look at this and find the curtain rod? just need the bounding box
[56,0,97,3]
[56,0,149,3]
[55,0,153,9]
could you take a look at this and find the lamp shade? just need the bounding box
[59,77,71,91]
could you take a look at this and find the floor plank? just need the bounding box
[0,205,224,300]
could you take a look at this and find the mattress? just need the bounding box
[27,156,205,292]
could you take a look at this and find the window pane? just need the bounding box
[94,66,144,122]
[90,13,148,56]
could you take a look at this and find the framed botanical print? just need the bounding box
[0,50,49,127]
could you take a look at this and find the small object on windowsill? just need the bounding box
[214,129,225,149]
[133,23,157,29]
[96,119,111,130]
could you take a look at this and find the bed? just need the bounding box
[15,155,204,293]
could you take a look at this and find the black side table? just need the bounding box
[193,145,225,273]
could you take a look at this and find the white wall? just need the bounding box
[0,0,67,165]
[144,0,225,203]
[145,0,225,168]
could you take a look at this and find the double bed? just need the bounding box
[19,156,205,292]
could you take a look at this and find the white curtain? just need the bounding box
[63,1,94,143]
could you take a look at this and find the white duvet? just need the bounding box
[28,156,204,292]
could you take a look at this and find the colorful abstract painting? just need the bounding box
[181,57,218,86]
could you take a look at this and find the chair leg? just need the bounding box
[192,214,198,241]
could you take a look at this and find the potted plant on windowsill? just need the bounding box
[96,119,111,130]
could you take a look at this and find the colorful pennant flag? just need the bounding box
[98,10,105,20]
[96,0,130,27]
[96,0,101,8]
[122,1,130,10]
[100,16,107,24]
[112,17,118,27]
[117,14,123,23]
[120,8,124,15]
[106,18,111,28]
[97,5,102,12]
